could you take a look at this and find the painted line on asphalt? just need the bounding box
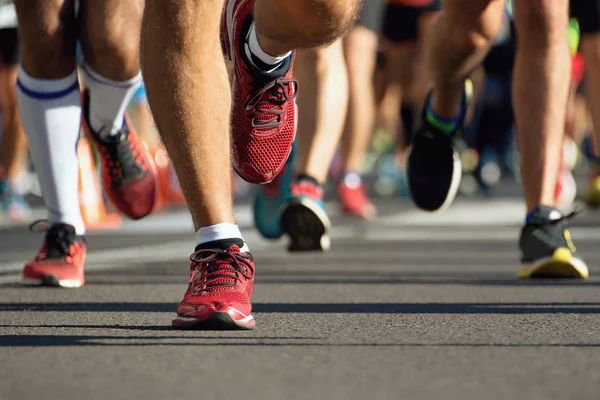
[0,224,357,284]
[365,226,600,242]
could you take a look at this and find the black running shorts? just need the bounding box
[570,0,600,35]
[357,0,386,34]
[0,27,18,66]
[383,0,442,43]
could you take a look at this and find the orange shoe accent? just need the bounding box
[77,138,122,230]
[152,145,186,212]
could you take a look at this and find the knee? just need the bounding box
[514,0,568,43]
[84,35,140,78]
[310,0,360,41]
[302,42,342,74]
[450,18,501,58]
[18,18,76,76]
[344,29,377,72]
[82,9,142,78]
[287,0,361,47]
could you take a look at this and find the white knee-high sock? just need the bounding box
[81,62,141,139]
[16,67,85,235]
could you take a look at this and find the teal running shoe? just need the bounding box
[0,178,31,221]
[253,143,296,239]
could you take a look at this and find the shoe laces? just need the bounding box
[246,79,298,129]
[189,248,254,294]
[97,128,147,183]
[292,179,323,202]
[29,220,80,261]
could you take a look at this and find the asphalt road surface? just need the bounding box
[1,194,600,400]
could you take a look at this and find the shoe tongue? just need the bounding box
[194,238,245,252]
[48,223,76,236]
[200,244,245,292]
[528,205,562,224]
[226,244,241,253]
[46,224,77,258]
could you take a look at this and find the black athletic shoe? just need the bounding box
[407,80,472,212]
[280,178,330,252]
[517,205,588,279]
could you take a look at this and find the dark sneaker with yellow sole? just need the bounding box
[518,205,588,279]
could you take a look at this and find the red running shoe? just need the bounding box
[22,222,86,288]
[172,245,256,330]
[337,173,377,220]
[81,90,158,220]
[222,0,298,184]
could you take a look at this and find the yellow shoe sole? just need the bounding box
[517,247,589,279]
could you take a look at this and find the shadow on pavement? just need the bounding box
[58,278,600,288]
[1,334,599,348]
[2,277,599,287]
[1,302,599,314]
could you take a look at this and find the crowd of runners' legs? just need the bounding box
[13,0,157,288]
[1,0,600,329]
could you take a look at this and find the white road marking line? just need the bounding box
[365,227,600,242]
[378,200,526,227]
[0,224,357,284]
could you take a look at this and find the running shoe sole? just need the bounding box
[172,312,255,331]
[517,248,589,279]
[280,198,331,252]
[407,146,462,213]
[22,276,84,288]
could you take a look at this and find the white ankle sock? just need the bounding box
[81,62,142,139]
[245,22,292,72]
[195,223,249,252]
[16,67,86,235]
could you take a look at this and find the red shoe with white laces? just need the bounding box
[22,222,86,288]
[81,90,158,220]
[172,244,256,330]
[337,173,377,220]
[222,0,298,184]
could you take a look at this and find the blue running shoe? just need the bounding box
[0,178,31,221]
[253,143,296,239]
